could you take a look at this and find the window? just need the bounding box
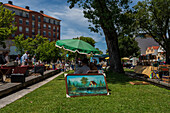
[25,35,29,39]
[56,21,59,25]
[32,22,35,28]
[38,30,41,34]
[43,24,46,29]
[38,16,41,22]
[19,26,22,32]
[57,33,59,39]
[32,29,35,35]
[32,15,35,21]
[12,10,15,14]
[53,33,55,38]
[53,26,56,31]
[38,23,41,29]
[26,13,29,18]
[48,38,51,41]
[43,31,46,36]
[26,20,29,25]
[49,19,51,23]
[26,28,29,33]
[46,18,49,23]
[43,17,46,22]
[19,19,23,24]
[53,38,55,41]
[53,20,55,24]
[57,27,59,32]
[48,25,51,30]
[19,12,23,16]
[48,32,51,36]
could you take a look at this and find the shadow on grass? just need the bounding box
[106,71,139,85]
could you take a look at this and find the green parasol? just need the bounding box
[55,39,100,55]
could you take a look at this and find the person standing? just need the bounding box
[16,54,21,65]
[4,52,9,64]
[32,55,36,65]
[22,51,29,65]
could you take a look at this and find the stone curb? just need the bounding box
[0,69,61,98]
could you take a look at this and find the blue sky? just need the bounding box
[1,0,141,53]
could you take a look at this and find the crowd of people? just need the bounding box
[0,51,107,74]
[0,51,39,66]
[55,58,106,74]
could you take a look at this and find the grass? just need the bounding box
[0,70,169,113]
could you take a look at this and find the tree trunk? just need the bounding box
[94,0,124,73]
[104,31,124,73]
[165,43,170,64]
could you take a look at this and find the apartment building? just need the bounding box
[2,1,61,41]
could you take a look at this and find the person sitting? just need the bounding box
[74,58,90,74]
[89,62,98,70]
[88,62,98,74]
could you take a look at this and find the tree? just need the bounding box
[118,36,140,58]
[12,34,25,55]
[73,36,96,47]
[0,5,17,48]
[80,77,88,86]
[36,41,61,62]
[99,80,103,86]
[67,0,133,73]
[24,35,48,56]
[96,48,103,54]
[13,34,61,62]
[133,0,170,64]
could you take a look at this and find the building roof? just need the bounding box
[3,3,61,21]
[4,4,31,12]
[147,46,159,50]
[152,46,159,50]
[148,47,151,50]
[135,37,159,54]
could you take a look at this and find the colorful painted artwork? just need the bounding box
[65,74,109,97]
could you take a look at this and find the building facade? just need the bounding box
[145,46,165,61]
[2,1,61,41]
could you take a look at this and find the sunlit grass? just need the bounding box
[0,70,169,113]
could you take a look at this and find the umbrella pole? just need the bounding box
[74,52,77,70]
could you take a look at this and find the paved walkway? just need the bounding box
[0,72,64,109]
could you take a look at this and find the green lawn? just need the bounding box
[0,70,169,113]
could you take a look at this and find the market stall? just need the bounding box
[134,54,170,83]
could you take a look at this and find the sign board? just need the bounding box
[65,74,109,98]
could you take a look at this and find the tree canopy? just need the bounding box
[133,0,170,63]
[0,5,17,48]
[118,36,140,58]
[73,36,96,47]
[13,34,61,62]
